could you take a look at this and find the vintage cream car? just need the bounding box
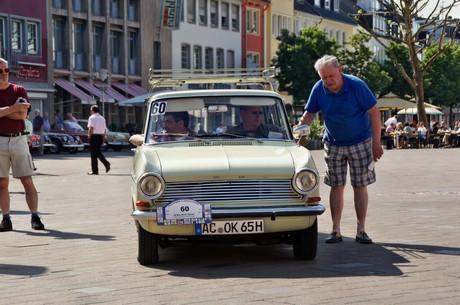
[130,75,325,265]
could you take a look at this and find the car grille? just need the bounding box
[155,180,303,205]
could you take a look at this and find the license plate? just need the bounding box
[197,220,264,235]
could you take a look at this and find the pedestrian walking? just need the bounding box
[32,109,44,155]
[87,105,110,175]
[297,55,383,244]
[0,57,45,232]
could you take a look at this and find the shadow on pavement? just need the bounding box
[145,233,460,279]
[0,264,47,276]
[15,229,116,241]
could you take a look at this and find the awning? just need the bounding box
[129,83,148,95]
[55,78,96,104]
[118,93,152,106]
[93,80,128,103]
[377,92,416,109]
[75,79,115,103]
[397,108,443,115]
[111,82,146,97]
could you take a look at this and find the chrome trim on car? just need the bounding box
[155,180,304,204]
[131,204,325,221]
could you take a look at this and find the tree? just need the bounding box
[340,31,392,94]
[272,27,340,104]
[382,42,415,98]
[423,43,460,123]
[353,0,460,132]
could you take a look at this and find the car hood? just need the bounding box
[134,143,315,182]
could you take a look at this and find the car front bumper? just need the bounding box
[132,204,325,221]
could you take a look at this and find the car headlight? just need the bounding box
[292,168,319,195]
[138,173,165,199]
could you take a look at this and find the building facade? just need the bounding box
[0,0,54,117]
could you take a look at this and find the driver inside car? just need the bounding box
[129,111,196,145]
[227,106,285,138]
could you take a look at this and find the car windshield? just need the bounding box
[144,95,292,144]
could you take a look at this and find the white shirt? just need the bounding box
[384,116,397,127]
[88,113,106,135]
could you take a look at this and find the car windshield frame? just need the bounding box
[143,94,294,145]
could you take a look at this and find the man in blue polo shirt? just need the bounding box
[298,55,383,244]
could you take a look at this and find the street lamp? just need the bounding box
[99,68,108,119]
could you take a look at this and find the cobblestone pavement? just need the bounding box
[1,148,460,305]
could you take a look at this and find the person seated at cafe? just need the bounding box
[393,122,406,149]
[129,111,196,145]
[227,106,285,139]
[436,121,451,147]
[429,122,441,148]
[445,122,460,148]
[385,122,396,133]
[417,121,428,147]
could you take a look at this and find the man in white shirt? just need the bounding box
[384,115,398,127]
[87,105,110,175]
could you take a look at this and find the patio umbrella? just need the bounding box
[397,108,443,115]
[377,92,416,109]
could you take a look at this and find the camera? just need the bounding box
[20,98,28,103]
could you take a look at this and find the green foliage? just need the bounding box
[272,27,340,104]
[339,31,391,94]
[423,43,460,109]
[381,42,415,99]
[308,119,324,140]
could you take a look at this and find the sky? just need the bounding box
[420,1,460,18]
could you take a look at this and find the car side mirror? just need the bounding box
[292,124,310,140]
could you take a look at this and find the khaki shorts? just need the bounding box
[0,135,34,178]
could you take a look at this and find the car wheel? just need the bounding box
[49,139,62,154]
[67,147,78,154]
[111,145,123,152]
[292,219,318,260]
[137,223,159,265]
[101,143,109,151]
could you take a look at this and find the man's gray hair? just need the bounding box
[0,58,8,66]
[314,55,340,72]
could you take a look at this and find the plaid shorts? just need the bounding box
[323,138,376,187]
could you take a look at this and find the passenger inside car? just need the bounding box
[227,106,286,138]
[129,111,196,145]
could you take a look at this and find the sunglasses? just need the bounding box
[0,68,10,74]
[250,111,263,115]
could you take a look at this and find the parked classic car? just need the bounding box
[43,132,85,154]
[28,133,53,152]
[130,71,325,265]
[77,119,131,151]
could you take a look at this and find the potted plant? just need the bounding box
[306,119,324,150]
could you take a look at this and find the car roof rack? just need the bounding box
[148,67,279,91]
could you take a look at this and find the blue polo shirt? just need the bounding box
[305,73,377,146]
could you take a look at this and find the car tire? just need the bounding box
[49,139,62,154]
[67,147,78,154]
[101,143,109,151]
[292,219,318,260]
[137,223,159,265]
[111,145,123,152]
